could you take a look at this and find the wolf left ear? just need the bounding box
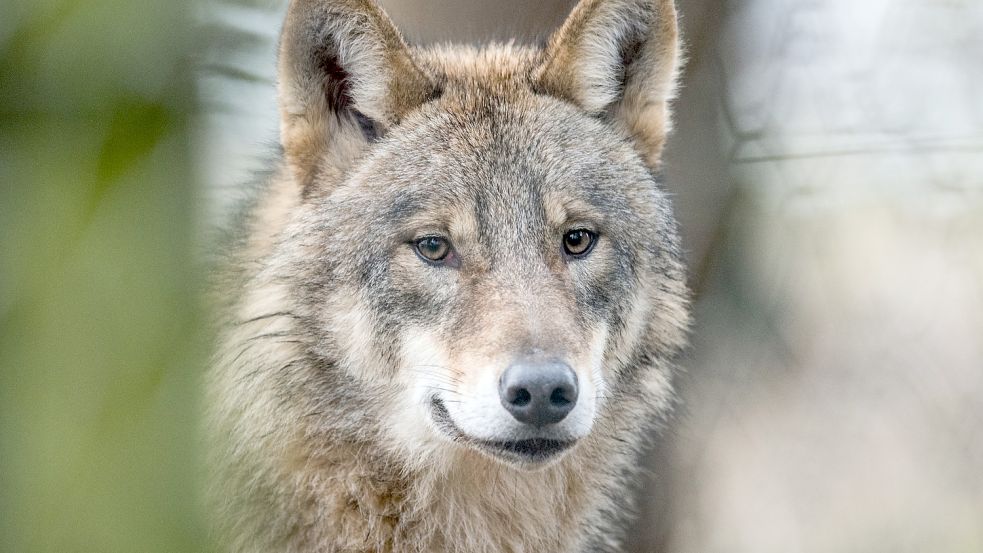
[534,0,681,167]
[277,0,438,190]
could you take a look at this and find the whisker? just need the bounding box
[425,386,462,397]
[246,331,300,342]
[237,311,303,326]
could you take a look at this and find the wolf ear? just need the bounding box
[534,0,681,167]
[277,0,437,189]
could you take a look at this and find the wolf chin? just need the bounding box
[207,0,689,551]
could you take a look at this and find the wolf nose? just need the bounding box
[499,360,578,426]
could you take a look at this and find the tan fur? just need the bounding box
[278,0,438,187]
[208,1,688,552]
[535,0,681,166]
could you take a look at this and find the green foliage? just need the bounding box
[0,1,209,551]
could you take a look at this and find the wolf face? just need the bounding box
[211,0,689,550]
[288,88,683,468]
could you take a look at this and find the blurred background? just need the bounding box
[3,0,981,552]
[1,0,208,552]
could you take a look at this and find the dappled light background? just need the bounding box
[3,0,981,552]
[1,1,207,552]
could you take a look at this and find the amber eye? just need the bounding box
[414,236,452,263]
[562,229,597,257]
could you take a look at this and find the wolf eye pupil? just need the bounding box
[563,229,595,257]
[416,237,450,262]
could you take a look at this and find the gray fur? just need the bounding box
[208,1,689,551]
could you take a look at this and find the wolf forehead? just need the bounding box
[326,68,672,235]
[295,97,675,328]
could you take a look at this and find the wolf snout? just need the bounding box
[498,359,578,426]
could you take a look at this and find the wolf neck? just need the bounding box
[284,433,599,553]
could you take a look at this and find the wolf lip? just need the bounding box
[429,397,576,463]
[478,437,575,461]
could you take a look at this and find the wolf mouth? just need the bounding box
[429,397,577,464]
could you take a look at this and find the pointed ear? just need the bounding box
[534,0,681,167]
[277,0,438,189]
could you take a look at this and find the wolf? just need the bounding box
[206,0,689,551]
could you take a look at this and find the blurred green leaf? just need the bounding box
[0,1,210,552]
[96,100,171,184]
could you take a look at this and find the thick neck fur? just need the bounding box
[280,432,604,553]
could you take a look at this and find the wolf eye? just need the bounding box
[562,229,597,257]
[414,236,452,263]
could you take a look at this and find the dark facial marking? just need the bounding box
[354,110,381,142]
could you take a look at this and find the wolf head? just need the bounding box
[251,0,688,470]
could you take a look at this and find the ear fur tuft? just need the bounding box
[277,0,437,190]
[535,0,682,167]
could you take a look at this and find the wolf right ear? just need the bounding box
[534,0,681,168]
[277,0,437,190]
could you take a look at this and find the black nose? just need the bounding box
[499,359,578,426]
